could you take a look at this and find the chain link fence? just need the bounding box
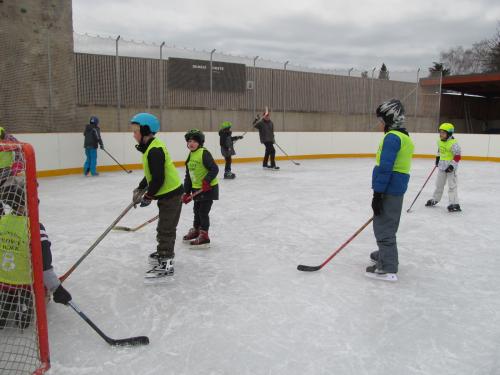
[1,29,442,133]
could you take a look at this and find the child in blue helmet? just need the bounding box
[83,116,104,176]
[130,113,184,282]
[425,122,462,212]
[218,121,243,179]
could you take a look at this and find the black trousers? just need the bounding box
[263,142,276,167]
[193,200,213,231]
[224,156,232,172]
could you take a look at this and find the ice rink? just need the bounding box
[39,158,500,375]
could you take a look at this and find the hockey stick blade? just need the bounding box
[297,264,321,272]
[113,226,132,231]
[108,335,150,346]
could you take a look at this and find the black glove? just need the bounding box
[371,192,383,216]
[435,156,440,166]
[445,165,454,173]
[53,284,72,305]
[132,188,144,207]
[140,194,153,207]
[237,136,244,140]
[100,145,105,150]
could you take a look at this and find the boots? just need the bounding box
[183,227,199,243]
[447,204,462,212]
[224,171,236,179]
[190,230,210,249]
[425,199,438,207]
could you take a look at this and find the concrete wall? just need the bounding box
[12,131,500,177]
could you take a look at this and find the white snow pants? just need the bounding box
[432,169,459,205]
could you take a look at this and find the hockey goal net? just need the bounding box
[0,141,50,374]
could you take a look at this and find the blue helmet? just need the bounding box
[89,116,99,126]
[130,113,160,134]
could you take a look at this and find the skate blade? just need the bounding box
[364,272,398,282]
[189,243,211,250]
[143,277,172,285]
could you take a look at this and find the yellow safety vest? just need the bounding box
[187,148,219,189]
[0,214,31,285]
[438,138,457,161]
[143,138,182,196]
[376,130,414,174]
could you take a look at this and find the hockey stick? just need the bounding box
[275,143,300,166]
[60,202,135,282]
[102,148,132,174]
[68,301,149,346]
[113,214,159,232]
[297,217,374,272]
[406,166,437,213]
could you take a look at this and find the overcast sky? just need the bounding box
[73,0,500,72]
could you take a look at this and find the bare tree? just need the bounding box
[484,25,500,73]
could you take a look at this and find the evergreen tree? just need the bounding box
[378,63,389,79]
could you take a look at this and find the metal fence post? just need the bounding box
[414,68,420,119]
[253,56,259,119]
[282,61,289,131]
[115,35,121,131]
[47,30,53,131]
[369,67,376,127]
[159,41,165,131]
[209,48,216,131]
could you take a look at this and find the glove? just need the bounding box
[445,165,454,173]
[132,188,144,205]
[252,114,261,125]
[181,193,192,204]
[140,194,153,207]
[435,156,440,166]
[53,284,72,305]
[202,180,212,192]
[237,136,244,140]
[100,144,105,150]
[10,161,23,176]
[371,192,383,216]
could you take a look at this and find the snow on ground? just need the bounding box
[38,158,500,375]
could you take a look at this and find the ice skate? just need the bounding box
[270,165,280,170]
[189,230,210,249]
[148,251,160,265]
[224,171,236,179]
[365,265,398,282]
[447,204,462,212]
[183,227,199,243]
[425,199,438,207]
[144,258,174,283]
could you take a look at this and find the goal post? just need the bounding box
[0,141,50,375]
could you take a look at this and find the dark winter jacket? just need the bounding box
[184,148,219,201]
[83,124,104,149]
[219,128,243,157]
[254,118,275,144]
[372,128,411,196]
[136,138,183,200]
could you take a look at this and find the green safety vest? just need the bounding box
[0,214,31,285]
[0,150,13,169]
[187,148,219,189]
[438,138,457,161]
[376,130,414,174]
[143,138,181,196]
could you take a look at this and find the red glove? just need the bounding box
[202,180,212,192]
[10,161,23,176]
[181,193,192,204]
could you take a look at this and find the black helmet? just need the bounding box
[184,129,205,145]
[376,99,405,128]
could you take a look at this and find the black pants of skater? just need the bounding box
[224,156,232,172]
[193,200,213,231]
[263,142,276,167]
[156,194,182,259]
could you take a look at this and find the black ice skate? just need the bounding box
[365,264,398,282]
[447,204,462,212]
[144,258,174,284]
[425,199,438,207]
[224,171,236,179]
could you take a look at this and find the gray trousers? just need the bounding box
[373,194,403,273]
[156,194,182,259]
[432,170,459,205]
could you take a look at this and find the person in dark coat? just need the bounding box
[254,110,279,170]
[218,121,243,179]
[83,116,104,176]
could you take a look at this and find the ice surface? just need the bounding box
[38,158,500,375]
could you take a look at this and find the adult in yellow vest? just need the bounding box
[181,129,219,248]
[425,123,462,212]
[130,113,183,282]
[367,99,414,282]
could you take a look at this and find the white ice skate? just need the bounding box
[144,258,174,284]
